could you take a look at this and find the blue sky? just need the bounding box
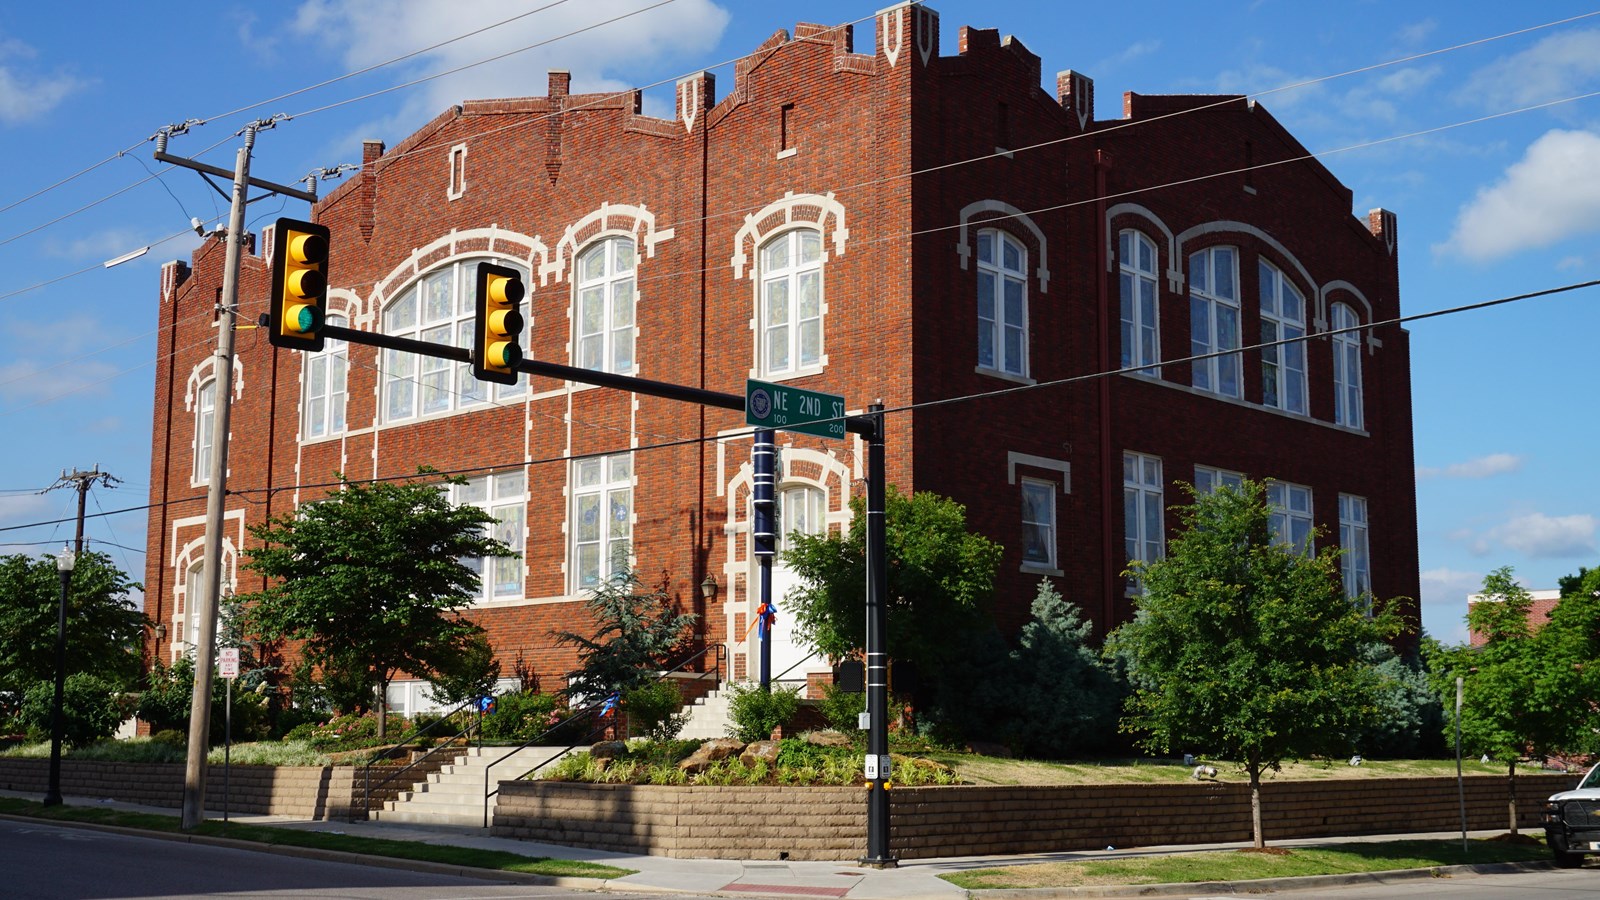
[1,1,1596,645]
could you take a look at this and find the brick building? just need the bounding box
[143,3,1420,710]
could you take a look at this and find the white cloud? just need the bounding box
[1419,566,1482,644]
[0,492,54,528]
[39,227,154,263]
[1438,129,1600,262]
[288,0,731,147]
[1557,254,1587,271]
[1416,452,1523,480]
[1396,19,1438,46]
[1457,29,1600,112]
[0,36,86,124]
[1465,509,1593,557]
[1097,40,1161,72]
[0,358,119,405]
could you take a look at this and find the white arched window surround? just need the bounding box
[573,236,637,375]
[1331,302,1365,430]
[956,200,1050,293]
[379,255,530,424]
[732,192,848,379]
[1106,204,1181,292]
[1118,228,1160,375]
[976,228,1029,378]
[171,536,238,661]
[757,229,825,377]
[1258,259,1308,416]
[302,312,349,441]
[184,355,243,486]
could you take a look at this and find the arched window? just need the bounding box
[382,258,528,422]
[1258,261,1307,414]
[759,230,824,376]
[977,229,1028,377]
[183,560,204,652]
[1118,230,1159,374]
[575,237,636,374]
[1189,246,1241,398]
[194,378,216,484]
[303,314,348,439]
[1331,303,1364,429]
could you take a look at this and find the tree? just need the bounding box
[1427,567,1570,835]
[1106,480,1398,848]
[1557,566,1595,599]
[1356,641,1445,759]
[0,551,145,726]
[999,579,1124,758]
[1542,568,1600,756]
[783,487,1001,727]
[236,472,514,739]
[553,568,697,703]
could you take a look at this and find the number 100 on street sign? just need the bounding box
[746,379,846,439]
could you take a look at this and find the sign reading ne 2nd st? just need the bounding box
[745,379,846,439]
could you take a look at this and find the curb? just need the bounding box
[0,812,614,890]
[966,859,1558,898]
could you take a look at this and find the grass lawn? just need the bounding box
[925,754,1542,786]
[941,839,1552,889]
[0,797,633,880]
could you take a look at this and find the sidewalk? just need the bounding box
[0,789,1547,899]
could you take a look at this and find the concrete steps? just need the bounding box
[370,745,573,827]
[678,689,734,740]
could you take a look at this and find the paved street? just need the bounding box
[0,818,701,900]
[1257,867,1597,899]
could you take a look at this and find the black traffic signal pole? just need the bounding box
[310,323,893,864]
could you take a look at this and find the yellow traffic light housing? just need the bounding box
[268,217,330,351]
[473,262,525,385]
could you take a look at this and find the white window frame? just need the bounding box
[1020,478,1057,570]
[1194,465,1244,496]
[194,378,216,485]
[977,228,1029,378]
[1123,452,1164,589]
[1258,260,1307,415]
[1267,480,1314,554]
[777,484,826,553]
[570,453,633,593]
[1119,229,1159,376]
[302,314,348,440]
[183,560,204,652]
[1332,303,1364,429]
[1189,246,1242,398]
[451,471,527,603]
[381,257,528,424]
[1339,493,1371,602]
[574,237,637,375]
[758,229,824,377]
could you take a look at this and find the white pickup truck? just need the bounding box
[1544,762,1600,867]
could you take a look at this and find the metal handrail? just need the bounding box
[356,696,483,821]
[481,641,727,827]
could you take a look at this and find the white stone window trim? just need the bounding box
[1019,477,1060,574]
[447,143,467,201]
[956,200,1050,293]
[731,191,849,280]
[1118,228,1161,378]
[975,227,1030,380]
[1106,204,1182,292]
[372,227,542,309]
[1006,451,1070,493]
[169,530,239,664]
[543,202,673,288]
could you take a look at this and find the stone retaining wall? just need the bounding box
[0,759,367,820]
[492,774,1575,860]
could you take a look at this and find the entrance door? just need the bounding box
[763,485,826,687]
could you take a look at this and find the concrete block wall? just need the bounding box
[0,759,368,820]
[493,774,1576,861]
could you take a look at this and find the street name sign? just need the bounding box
[745,379,846,439]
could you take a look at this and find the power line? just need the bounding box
[2,273,1590,536]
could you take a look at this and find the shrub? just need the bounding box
[624,680,688,742]
[480,691,560,744]
[282,712,406,751]
[19,674,129,748]
[817,682,866,734]
[726,682,801,742]
[72,736,186,764]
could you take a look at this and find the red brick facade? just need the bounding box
[144,4,1420,701]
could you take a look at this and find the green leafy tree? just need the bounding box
[1000,579,1124,759]
[1106,480,1398,848]
[1557,566,1595,599]
[1427,567,1570,834]
[783,488,1001,729]
[236,472,513,739]
[1357,642,1445,758]
[18,673,130,748]
[1543,568,1600,756]
[553,568,697,703]
[0,550,145,727]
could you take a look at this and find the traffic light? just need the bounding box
[268,217,330,351]
[473,262,525,385]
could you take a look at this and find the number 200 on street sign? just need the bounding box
[745,379,846,439]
